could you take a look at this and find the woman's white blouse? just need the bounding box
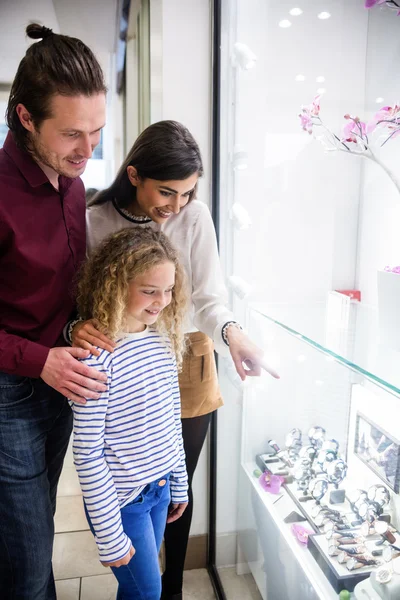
[86,200,234,355]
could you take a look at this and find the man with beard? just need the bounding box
[0,23,108,599]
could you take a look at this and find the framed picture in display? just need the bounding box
[354,412,400,493]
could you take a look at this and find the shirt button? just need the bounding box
[158,479,166,487]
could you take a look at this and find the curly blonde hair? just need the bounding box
[76,227,188,367]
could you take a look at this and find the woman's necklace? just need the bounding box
[119,206,152,222]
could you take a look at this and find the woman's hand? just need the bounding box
[226,326,280,381]
[72,319,116,356]
[101,544,135,568]
[167,502,188,523]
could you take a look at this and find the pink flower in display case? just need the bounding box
[298,96,400,193]
[383,265,400,274]
[365,0,400,14]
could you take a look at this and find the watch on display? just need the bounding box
[299,445,317,462]
[325,458,347,487]
[321,438,340,454]
[308,426,326,449]
[316,448,337,470]
[309,477,329,504]
[346,557,377,571]
[375,566,393,584]
[357,500,380,523]
[293,457,313,493]
[367,484,390,508]
[285,428,302,461]
[348,489,368,512]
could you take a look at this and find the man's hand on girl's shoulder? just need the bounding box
[72,318,116,356]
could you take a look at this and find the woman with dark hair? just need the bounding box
[71,120,278,600]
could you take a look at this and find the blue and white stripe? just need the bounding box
[71,327,188,563]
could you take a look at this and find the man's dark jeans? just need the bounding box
[0,372,72,600]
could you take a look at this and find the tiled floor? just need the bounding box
[54,442,260,599]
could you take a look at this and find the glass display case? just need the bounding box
[210,3,400,597]
[232,300,400,600]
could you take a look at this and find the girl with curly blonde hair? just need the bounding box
[71,226,189,600]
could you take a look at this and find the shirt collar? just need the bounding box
[3,132,73,191]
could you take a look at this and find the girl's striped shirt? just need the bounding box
[71,327,188,563]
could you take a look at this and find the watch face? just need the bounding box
[293,458,312,481]
[311,504,323,518]
[360,521,370,537]
[325,528,333,540]
[376,566,392,584]
[328,543,339,557]
[299,445,317,461]
[309,478,328,501]
[323,520,334,534]
[375,520,388,535]
[358,502,377,523]
[326,458,347,484]
[308,426,326,448]
[383,546,394,563]
[285,428,302,448]
[321,439,339,453]
[315,513,329,527]
[348,489,367,511]
[346,558,357,571]
[337,551,347,564]
[367,484,390,507]
[316,449,336,469]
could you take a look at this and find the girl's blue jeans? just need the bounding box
[85,474,171,600]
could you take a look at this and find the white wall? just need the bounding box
[159,0,212,209]
[152,0,213,536]
[356,11,400,305]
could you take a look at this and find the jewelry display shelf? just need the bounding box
[243,461,338,600]
[254,455,397,593]
[237,301,400,600]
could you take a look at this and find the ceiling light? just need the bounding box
[233,42,257,70]
[318,12,331,19]
[279,19,292,28]
[317,87,326,94]
[316,76,325,83]
[295,74,306,82]
[289,8,303,16]
[375,97,384,103]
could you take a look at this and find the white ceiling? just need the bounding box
[0,0,119,84]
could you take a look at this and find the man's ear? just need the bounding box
[127,166,140,187]
[16,104,35,133]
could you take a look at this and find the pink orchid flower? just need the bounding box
[366,105,400,138]
[365,0,400,13]
[365,0,387,7]
[299,112,313,134]
[341,116,366,143]
[298,95,321,135]
[308,95,321,116]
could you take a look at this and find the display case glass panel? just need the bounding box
[213,1,400,598]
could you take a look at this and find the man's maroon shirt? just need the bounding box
[0,132,86,377]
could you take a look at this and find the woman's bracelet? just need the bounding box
[67,318,84,345]
[222,321,243,346]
